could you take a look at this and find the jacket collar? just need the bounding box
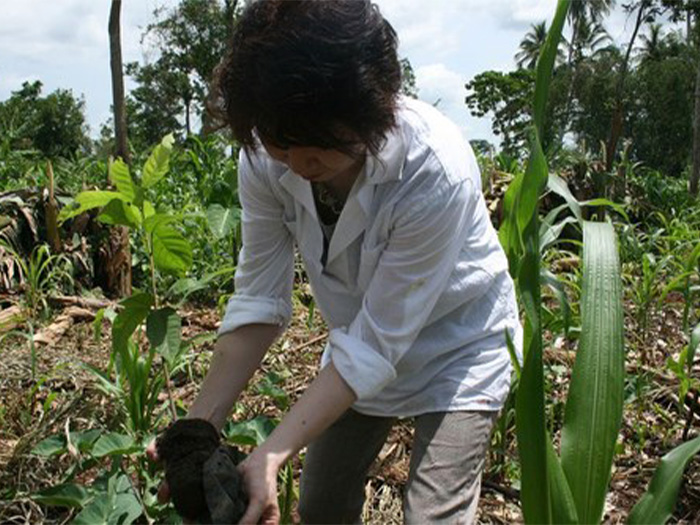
[278,123,406,265]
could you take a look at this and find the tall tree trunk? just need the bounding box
[109,0,130,165]
[691,47,700,197]
[106,0,132,297]
[605,1,647,173]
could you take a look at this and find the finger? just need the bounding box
[238,499,264,525]
[146,439,160,463]
[157,481,171,504]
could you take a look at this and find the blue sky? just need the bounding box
[0,0,655,145]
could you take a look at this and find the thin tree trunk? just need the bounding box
[44,161,61,254]
[605,1,647,173]
[107,0,132,297]
[691,50,700,197]
[109,0,130,165]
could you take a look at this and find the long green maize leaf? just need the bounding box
[547,439,579,524]
[514,130,549,523]
[533,0,570,136]
[561,221,625,524]
[628,434,700,524]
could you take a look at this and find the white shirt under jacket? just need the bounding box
[218,97,522,418]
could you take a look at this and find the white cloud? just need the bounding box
[415,63,472,135]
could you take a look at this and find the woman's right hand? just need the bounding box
[146,439,171,504]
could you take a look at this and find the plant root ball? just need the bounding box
[156,418,245,524]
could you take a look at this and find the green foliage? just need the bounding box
[628,36,694,176]
[466,69,535,155]
[0,81,90,160]
[125,0,238,145]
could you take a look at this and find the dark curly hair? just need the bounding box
[211,0,402,155]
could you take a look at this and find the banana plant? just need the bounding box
[500,1,700,523]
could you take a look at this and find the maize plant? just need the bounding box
[501,0,700,523]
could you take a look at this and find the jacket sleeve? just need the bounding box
[218,150,294,336]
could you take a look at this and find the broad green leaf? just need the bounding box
[206,204,241,239]
[628,435,700,524]
[32,435,66,457]
[109,159,136,201]
[561,221,624,525]
[32,483,91,508]
[72,493,113,524]
[143,200,156,220]
[152,221,193,275]
[112,293,154,357]
[72,429,103,453]
[146,308,182,367]
[142,134,175,189]
[57,191,126,224]
[97,199,142,229]
[224,416,276,447]
[91,432,137,457]
[143,213,175,235]
[112,492,143,525]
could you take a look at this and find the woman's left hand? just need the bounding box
[236,448,283,524]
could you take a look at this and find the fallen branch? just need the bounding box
[482,480,520,501]
[0,305,25,334]
[33,307,95,346]
[290,332,328,353]
[48,295,119,311]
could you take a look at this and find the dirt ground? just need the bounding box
[0,295,698,524]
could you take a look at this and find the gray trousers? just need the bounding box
[298,409,497,524]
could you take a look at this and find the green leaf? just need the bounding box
[689,322,700,375]
[152,221,193,275]
[560,221,625,525]
[91,432,137,458]
[109,159,136,201]
[71,493,113,524]
[57,191,126,224]
[143,200,156,220]
[206,204,241,239]
[628,435,700,524]
[142,134,175,189]
[547,440,578,524]
[112,293,154,357]
[532,0,570,136]
[70,429,102,453]
[33,484,91,508]
[547,173,583,224]
[223,416,276,447]
[146,308,182,367]
[32,435,66,457]
[97,199,142,229]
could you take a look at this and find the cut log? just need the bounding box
[33,306,95,346]
[0,305,24,333]
[48,295,118,310]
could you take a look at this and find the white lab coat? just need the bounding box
[219,98,521,417]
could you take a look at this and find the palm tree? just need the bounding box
[516,21,548,69]
[569,18,613,61]
[636,22,664,63]
[567,0,615,56]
